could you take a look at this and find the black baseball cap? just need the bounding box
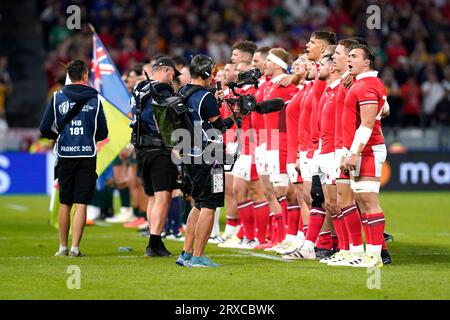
[152,57,181,78]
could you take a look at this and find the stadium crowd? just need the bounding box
[37,0,450,129]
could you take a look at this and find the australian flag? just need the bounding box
[91,33,131,118]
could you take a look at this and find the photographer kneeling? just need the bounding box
[176,55,235,268]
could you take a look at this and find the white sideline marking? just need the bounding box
[4,204,28,212]
[234,250,292,262]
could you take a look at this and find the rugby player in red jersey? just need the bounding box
[230,60,267,249]
[273,54,310,255]
[285,31,336,260]
[217,61,241,243]
[218,41,258,247]
[342,44,389,268]
[262,48,299,246]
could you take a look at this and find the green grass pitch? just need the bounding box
[0,192,449,300]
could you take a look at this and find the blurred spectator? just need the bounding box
[381,66,402,127]
[421,66,445,126]
[400,76,421,127]
[386,33,408,69]
[0,56,13,118]
[33,0,449,131]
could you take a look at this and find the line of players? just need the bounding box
[214,31,391,268]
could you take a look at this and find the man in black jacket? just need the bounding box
[40,60,108,257]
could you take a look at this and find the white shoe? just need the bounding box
[208,236,221,244]
[105,207,135,223]
[138,221,149,230]
[216,232,233,244]
[282,243,316,260]
[321,251,349,264]
[87,205,100,221]
[235,238,260,249]
[218,236,241,248]
[277,238,304,255]
[272,239,291,254]
[347,254,383,268]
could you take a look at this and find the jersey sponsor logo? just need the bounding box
[82,104,95,112]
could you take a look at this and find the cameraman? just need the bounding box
[131,57,181,257]
[177,54,234,268]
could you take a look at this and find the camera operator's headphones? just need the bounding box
[190,54,215,80]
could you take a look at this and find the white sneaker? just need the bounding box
[347,254,383,268]
[277,238,304,255]
[235,238,260,249]
[208,236,221,244]
[216,231,233,243]
[320,251,349,264]
[138,221,149,230]
[87,205,100,221]
[105,207,135,224]
[272,239,291,254]
[282,243,316,260]
[218,236,241,248]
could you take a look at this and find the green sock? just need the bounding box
[119,188,130,207]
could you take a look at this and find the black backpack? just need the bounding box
[132,80,202,149]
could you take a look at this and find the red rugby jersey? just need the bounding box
[319,78,341,154]
[252,78,270,145]
[307,79,326,158]
[298,81,314,152]
[343,71,386,153]
[236,84,256,155]
[221,87,237,146]
[263,74,299,151]
[286,84,306,163]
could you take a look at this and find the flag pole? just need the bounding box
[88,23,96,34]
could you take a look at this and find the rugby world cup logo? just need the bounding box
[59,101,70,115]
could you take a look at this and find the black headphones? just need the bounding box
[190,55,215,80]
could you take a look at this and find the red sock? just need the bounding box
[287,205,300,236]
[274,213,286,243]
[226,217,239,227]
[331,212,344,250]
[254,201,270,244]
[302,225,308,235]
[274,197,287,242]
[342,205,363,247]
[278,196,288,223]
[305,207,326,243]
[237,223,245,239]
[367,212,385,247]
[237,200,255,241]
[338,211,350,250]
[360,212,369,243]
[298,211,304,232]
[269,214,277,242]
[332,235,339,251]
[316,231,332,250]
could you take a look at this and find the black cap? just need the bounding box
[152,57,181,78]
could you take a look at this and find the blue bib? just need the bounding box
[53,91,100,158]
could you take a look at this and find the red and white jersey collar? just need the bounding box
[328,78,342,90]
[270,73,287,84]
[355,70,378,81]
